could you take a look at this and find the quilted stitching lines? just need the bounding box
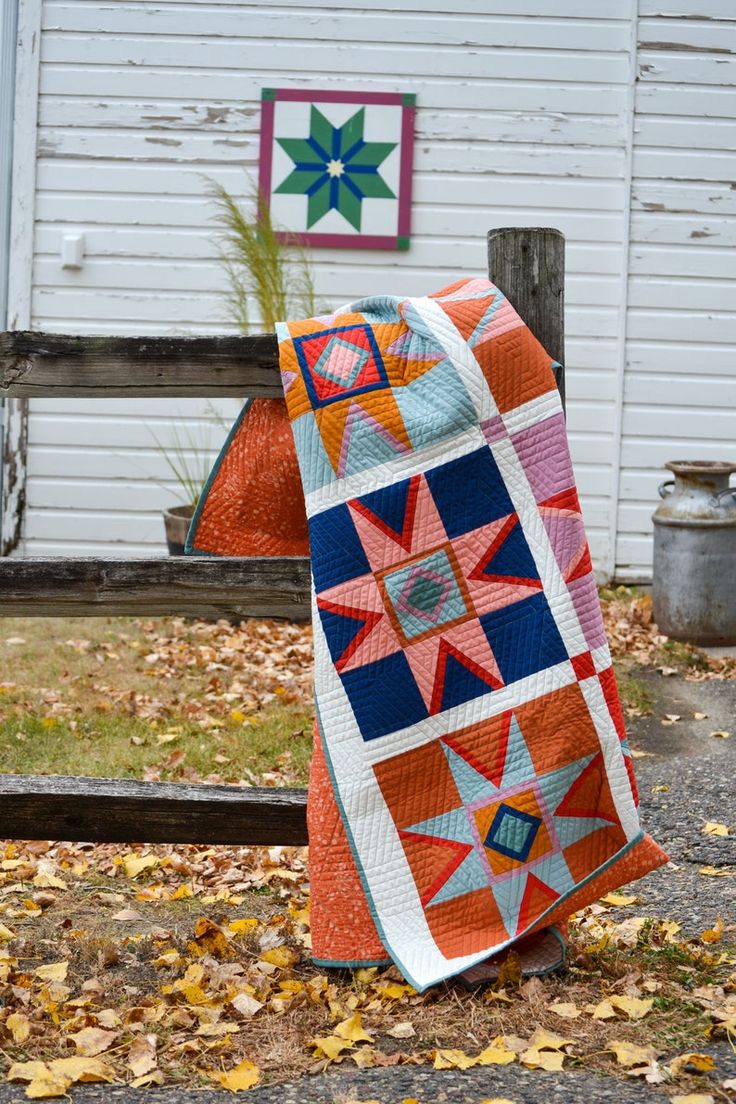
[295,324,389,408]
[315,446,568,740]
[374,688,628,944]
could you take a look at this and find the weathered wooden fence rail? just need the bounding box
[0,556,311,619]
[0,227,564,846]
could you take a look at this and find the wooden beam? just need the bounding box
[0,331,281,398]
[0,775,308,846]
[488,227,565,406]
[0,556,311,618]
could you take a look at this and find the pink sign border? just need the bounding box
[258,88,415,252]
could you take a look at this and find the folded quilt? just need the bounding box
[275,277,666,990]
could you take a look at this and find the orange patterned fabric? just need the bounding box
[187,397,382,963]
[187,398,309,557]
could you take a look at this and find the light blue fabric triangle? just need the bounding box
[441,742,498,806]
[429,848,489,906]
[406,806,474,846]
[291,412,335,494]
[499,713,536,790]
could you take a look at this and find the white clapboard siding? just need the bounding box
[614,4,736,580]
[24,0,637,564]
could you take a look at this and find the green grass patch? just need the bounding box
[0,704,312,784]
[614,665,655,715]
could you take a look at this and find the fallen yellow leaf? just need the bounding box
[433,1048,476,1070]
[50,1058,113,1084]
[68,1026,119,1056]
[24,1070,71,1099]
[591,998,617,1020]
[132,1070,165,1088]
[668,1053,716,1076]
[527,1027,573,1050]
[32,867,66,891]
[608,995,654,1021]
[660,920,681,943]
[710,730,730,739]
[547,1001,581,1020]
[209,1059,260,1092]
[123,854,158,879]
[699,865,735,878]
[600,893,638,907]
[475,1040,516,1066]
[607,1040,660,1067]
[378,982,415,999]
[7,1062,48,1085]
[229,918,259,936]
[34,961,68,983]
[190,917,231,959]
[521,1047,565,1071]
[670,1097,715,1104]
[0,923,16,942]
[334,1013,374,1044]
[6,1012,30,1044]
[259,944,297,969]
[346,1052,378,1072]
[701,916,725,944]
[127,1034,158,1078]
[8,1058,113,1100]
[703,822,730,837]
[311,1034,354,1061]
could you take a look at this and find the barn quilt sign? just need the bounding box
[258,89,415,250]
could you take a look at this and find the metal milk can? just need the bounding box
[652,460,736,645]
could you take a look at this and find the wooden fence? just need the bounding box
[0,227,564,847]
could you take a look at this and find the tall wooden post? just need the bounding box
[487,227,565,407]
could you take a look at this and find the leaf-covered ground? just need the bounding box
[0,592,734,1101]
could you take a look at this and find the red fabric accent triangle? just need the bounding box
[316,598,384,672]
[468,514,517,581]
[570,652,596,681]
[598,666,627,741]
[442,712,510,790]
[398,831,474,907]
[624,753,640,808]
[539,487,580,513]
[469,514,543,589]
[565,544,594,583]
[517,873,560,934]
[351,474,420,553]
[554,752,620,825]
[430,637,504,715]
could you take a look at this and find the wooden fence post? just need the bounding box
[487,227,565,406]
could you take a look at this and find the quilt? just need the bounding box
[273,277,666,990]
[188,277,667,990]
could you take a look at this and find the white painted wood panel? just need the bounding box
[22,0,632,569]
[616,0,736,580]
[617,0,736,582]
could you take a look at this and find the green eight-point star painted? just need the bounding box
[274,105,397,231]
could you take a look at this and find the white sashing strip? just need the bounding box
[313,600,520,989]
[402,296,640,837]
[361,659,578,768]
[305,293,644,985]
[304,422,485,518]
[502,388,563,436]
